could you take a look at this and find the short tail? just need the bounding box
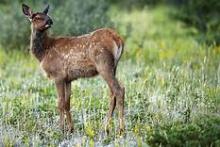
[113,38,124,66]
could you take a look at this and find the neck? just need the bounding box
[30,27,50,61]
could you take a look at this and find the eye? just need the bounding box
[35,17,43,21]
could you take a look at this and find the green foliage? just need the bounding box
[110,0,220,44]
[0,0,112,50]
[175,0,220,44]
[0,2,29,50]
[109,0,162,9]
[146,116,220,146]
[51,0,112,36]
[111,6,210,64]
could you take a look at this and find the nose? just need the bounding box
[47,19,53,25]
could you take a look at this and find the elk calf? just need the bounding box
[22,4,125,133]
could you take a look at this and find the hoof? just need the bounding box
[118,128,125,136]
[68,127,74,133]
[104,127,110,135]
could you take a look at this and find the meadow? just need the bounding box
[0,4,220,146]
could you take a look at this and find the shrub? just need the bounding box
[146,115,220,146]
[0,2,30,50]
[51,0,112,36]
[175,0,220,44]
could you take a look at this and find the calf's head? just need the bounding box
[22,4,53,31]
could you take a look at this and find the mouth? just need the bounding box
[45,19,53,28]
[45,24,51,28]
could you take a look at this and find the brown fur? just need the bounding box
[22,4,125,133]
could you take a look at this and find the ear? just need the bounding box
[22,4,33,18]
[43,4,49,14]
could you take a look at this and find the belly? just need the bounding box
[66,61,98,80]
[41,49,99,81]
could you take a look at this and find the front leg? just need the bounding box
[55,80,65,131]
[64,81,74,132]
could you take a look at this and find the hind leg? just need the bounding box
[117,85,125,134]
[94,50,125,133]
[102,72,125,134]
[105,92,116,132]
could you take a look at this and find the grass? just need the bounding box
[0,5,220,146]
